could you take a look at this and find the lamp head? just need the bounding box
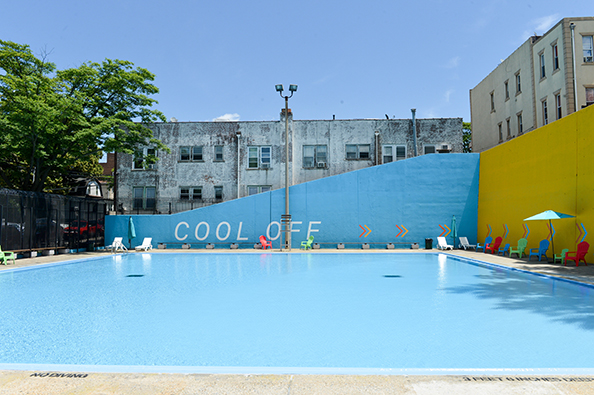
[275,84,284,93]
[289,84,298,92]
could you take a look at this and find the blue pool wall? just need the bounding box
[106,153,480,249]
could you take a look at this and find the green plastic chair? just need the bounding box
[0,245,16,265]
[300,235,314,250]
[509,238,528,258]
[554,248,569,264]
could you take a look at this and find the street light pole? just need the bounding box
[275,84,297,250]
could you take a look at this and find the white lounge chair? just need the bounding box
[437,236,453,250]
[458,237,476,250]
[107,237,127,252]
[135,237,153,251]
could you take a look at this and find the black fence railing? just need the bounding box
[0,188,111,252]
[120,198,225,215]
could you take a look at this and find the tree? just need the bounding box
[0,40,169,193]
[462,122,472,153]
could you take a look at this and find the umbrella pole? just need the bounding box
[550,219,554,259]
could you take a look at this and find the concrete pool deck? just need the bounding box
[2,248,594,394]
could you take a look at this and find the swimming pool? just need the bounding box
[1,252,594,374]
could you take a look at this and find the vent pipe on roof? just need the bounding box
[411,109,418,157]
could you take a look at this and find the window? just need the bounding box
[542,99,548,125]
[180,186,202,200]
[490,91,495,112]
[180,146,190,161]
[583,35,593,63]
[586,87,594,107]
[552,43,559,70]
[214,186,223,200]
[504,80,509,100]
[180,146,203,162]
[133,148,156,170]
[506,118,511,139]
[346,144,370,159]
[382,145,406,163]
[214,145,224,161]
[516,72,521,94]
[498,123,503,142]
[423,145,436,154]
[247,185,272,196]
[555,93,562,120]
[133,187,156,210]
[517,113,523,135]
[539,52,546,79]
[248,146,271,169]
[192,146,203,161]
[303,145,327,168]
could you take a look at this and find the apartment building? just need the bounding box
[470,17,594,152]
[115,112,463,214]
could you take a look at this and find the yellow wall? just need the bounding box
[478,105,594,254]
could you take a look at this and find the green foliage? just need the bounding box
[462,122,472,153]
[0,40,169,193]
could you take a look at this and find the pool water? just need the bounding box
[1,252,594,372]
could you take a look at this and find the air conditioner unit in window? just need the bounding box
[437,144,452,153]
[317,162,326,168]
[261,163,270,169]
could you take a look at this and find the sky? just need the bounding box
[1,0,592,123]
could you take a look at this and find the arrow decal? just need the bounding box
[503,224,509,239]
[439,224,451,237]
[523,223,530,239]
[487,224,492,238]
[577,223,587,243]
[395,225,409,238]
[359,224,371,238]
[547,222,555,241]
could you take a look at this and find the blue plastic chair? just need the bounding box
[498,243,510,256]
[528,239,550,261]
[476,236,492,252]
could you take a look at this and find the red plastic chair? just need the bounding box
[259,235,272,249]
[564,241,589,266]
[485,236,503,254]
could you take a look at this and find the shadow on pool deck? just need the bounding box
[2,248,594,394]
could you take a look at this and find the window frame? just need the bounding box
[247,145,272,169]
[542,98,549,125]
[552,43,559,71]
[214,145,224,162]
[517,112,523,135]
[555,93,562,120]
[180,186,202,201]
[345,144,371,160]
[515,72,522,95]
[133,186,156,210]
[423,145,436,155]
[490,91,495,112]
[133,148,156,170]
[302,145,328,169]
[247,185,272,196]
[382,144,406,163]
[539,51,546,79]
[504,80,510,100]
[583,35,593,63]
[214,186,223,200]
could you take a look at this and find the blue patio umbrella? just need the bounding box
[128,216,136,248]
[524,210,575,257]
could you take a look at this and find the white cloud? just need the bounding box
[213,113,240,122]
[444,89,454,103]
[521,14,560,41]
[444,56,460,69]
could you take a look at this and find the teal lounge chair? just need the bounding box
[301,235,314,250]
[0,245,16,265]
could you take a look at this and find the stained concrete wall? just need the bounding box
[116,116,463,214]
[478,104,594,254]
[107,153,480,249]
